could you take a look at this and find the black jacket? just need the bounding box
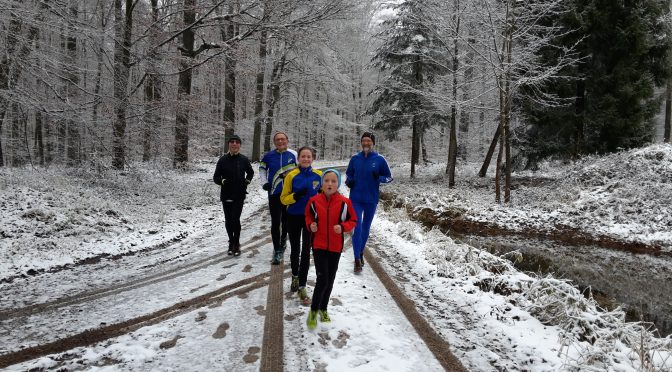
[213,153,254,201]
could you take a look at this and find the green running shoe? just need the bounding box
[290,276,299,292]
[298,287,310,306]
[319,310,331,323]
[307,310,318,329]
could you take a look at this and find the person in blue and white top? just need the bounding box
[259,131,297,265]
[345,131,393,273]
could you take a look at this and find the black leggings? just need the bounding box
[268,194,288,253]
[222,199,244,246]
[287,214,311,287]
[311,249,341,311]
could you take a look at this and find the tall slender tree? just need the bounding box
[369,0,446,178]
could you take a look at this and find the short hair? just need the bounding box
[297,146,317,159]
[273,131,289,141]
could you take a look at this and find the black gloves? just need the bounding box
[294,188,307,200]
[345,179,355,188]
[372,172,379,180]
[262,183,271,191]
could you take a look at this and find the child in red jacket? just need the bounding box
[304,169,357,329]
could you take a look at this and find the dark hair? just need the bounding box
[297,146,316,160]
[273,131,288,141]
[361,131,375,145]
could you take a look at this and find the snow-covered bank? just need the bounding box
[0,161,256,283]
[385,144,672,252]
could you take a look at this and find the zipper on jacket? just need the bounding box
[326,197,330,252]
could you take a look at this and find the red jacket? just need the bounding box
[305,193,358,253]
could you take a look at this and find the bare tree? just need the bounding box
[112,0,134,170]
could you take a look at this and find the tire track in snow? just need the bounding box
[0,234,271,321]
[365,244,468,372]
[0,268,292,369]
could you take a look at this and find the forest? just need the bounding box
[1,0,670,194]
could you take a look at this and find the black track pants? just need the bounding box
[287,214,311,287]
[268,194,288,253]
[222,199,244,246]
[311,249,341,311]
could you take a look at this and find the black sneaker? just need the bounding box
[233,242,241,257]
[227,242,233,256]
[354,259,362,273]
[271,251,283,265]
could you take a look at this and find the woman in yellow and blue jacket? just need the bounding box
[280,146,322,305]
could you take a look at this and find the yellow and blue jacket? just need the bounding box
[280,166,322,215]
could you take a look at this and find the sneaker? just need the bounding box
[233,242,241,257]
[318,310,331,323]
[290,276,299,292]
[298,287,310,306]
[354,259,362,273]
[227,242,233,256]
[307,310,318,329]
[271,251,283,265]
[360,253,365,267]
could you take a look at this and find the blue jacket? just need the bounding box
[280,166,323,215]
[259,149,297,195]
[345,151,392,204]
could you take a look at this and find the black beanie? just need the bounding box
[361,131,375,145]
[228,134,242,143]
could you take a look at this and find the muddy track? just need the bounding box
[380,192,671,258]
[0,234,271,321]
[364,247,467,372]
[0,268,292,369]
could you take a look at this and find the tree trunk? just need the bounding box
[252,29,268,162]
[222,3,237,153]
[65,2,80,166]
[446,52,458,187]
[143,0,162,162]
[446,3,460,186]
[421,133,429,163]
[459,35,475,161]
[574,79,586,156]
[411,116,419,178]
[0,111,4,167]
[264,53,285,153]
[503,19,513,203]
[478,126,500,177]
[112,0,133,170]
[665,77,671,143]
[35,111,44,166]
[173,0,197,168]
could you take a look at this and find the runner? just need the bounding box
[259,132,297,264]
[305,169,357,329]
[280,146,322,305]
[213,134,254,256]
[345,131,393,272]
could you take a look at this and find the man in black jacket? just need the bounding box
[213,135,254,256]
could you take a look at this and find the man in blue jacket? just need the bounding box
[345,131,392,272]
[259,132,297,264]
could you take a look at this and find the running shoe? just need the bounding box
[307,310,318,329]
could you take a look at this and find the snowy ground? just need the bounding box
[1,149,671,371]
[384,144,672,251]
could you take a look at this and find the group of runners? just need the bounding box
[212,131,392,328]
